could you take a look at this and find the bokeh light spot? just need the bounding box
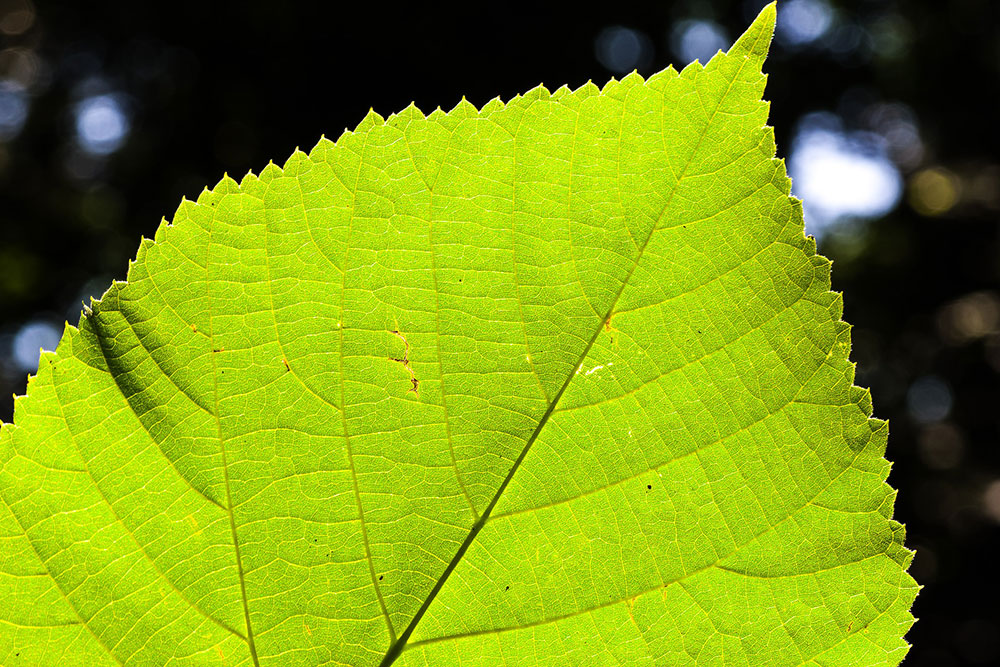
[823,22,868,60]
[936,291,1000,344]
[788,112,902,236]
[864,101,924,169]
[0,0,34,36]
[917,423,964,470]
[11,320,60,373]
[0,78,28,140]
[0,47,42,89]
[969,165,1000,210]
[74,93,130,155]
[0,247,38,299]
[594,26,653,74]
[909,167,961,216]
[869,13,912,60]
[906,375,953,424]
[984,480,1000,523]
[777,0,834,46]
[671,20,729,65]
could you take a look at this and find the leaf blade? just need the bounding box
[0,4,915,665]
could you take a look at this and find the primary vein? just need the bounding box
[379,49,754,666]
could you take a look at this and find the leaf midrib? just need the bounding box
[378,45,759,666]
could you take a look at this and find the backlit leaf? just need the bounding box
[0,5,916,665]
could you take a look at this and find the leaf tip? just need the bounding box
[481,96,504,114]
[260,160,283,182]
[359,108,385,130]
[730,0,777,61]
[620,71,644,86]
[313,135,335,154]
[217,172,241,192]
[452,95,479,116]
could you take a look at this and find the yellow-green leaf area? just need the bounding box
[0,5,915,666]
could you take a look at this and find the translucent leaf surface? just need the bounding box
[0,5,916,665]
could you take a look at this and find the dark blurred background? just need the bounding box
[0,0,996,663]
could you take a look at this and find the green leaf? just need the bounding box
[0,5,915,665]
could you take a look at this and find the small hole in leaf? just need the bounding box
[647,484,651,490]
[505,585,509,591]
[379,575,384,580]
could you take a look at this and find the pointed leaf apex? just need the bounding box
[731,1,777,61]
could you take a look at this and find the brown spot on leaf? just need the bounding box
[389,329,419,395]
